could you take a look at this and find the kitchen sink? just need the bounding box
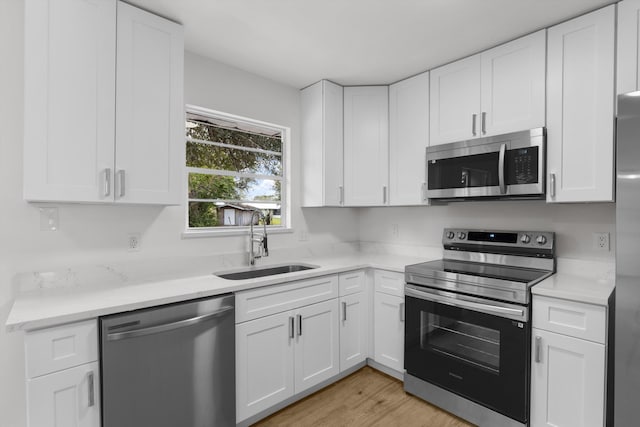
[215,263,318,280]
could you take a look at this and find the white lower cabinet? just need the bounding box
[530,328,605,427]
[530,295,608,427]
[236,311,295,422]
[373,291,405,373]
[339,291,369,371]
[27,362,100,427]
[236,287,340,423]
[24,320,100,427]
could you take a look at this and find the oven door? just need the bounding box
[404,285,530,423]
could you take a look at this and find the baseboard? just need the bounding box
[366,358,404,381]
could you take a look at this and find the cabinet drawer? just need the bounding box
[339,270,366,296]
[532,295,606,344]
[374,270,405,297]
[236,275,339,323]
[25,320,98,379]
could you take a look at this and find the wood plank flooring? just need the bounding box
[253,367,475,427]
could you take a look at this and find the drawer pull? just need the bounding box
[535,336,542,363]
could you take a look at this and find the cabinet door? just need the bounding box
[481,30,546,136]
[618,0,640,94]
[374,292,405,372]
[429,55,481,146]
[389,72,430,205]
[547,6,615,203]
[23,0,116,202]
[301,80,344,207]
[339,292,369,371]
[236,311,294,422]
[344,86,389,206]
[115,2,184,204]
[531,328,605,427]
[27,362,100,427]
[294,299,340,393]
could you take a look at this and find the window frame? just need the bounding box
[182,104,291,237]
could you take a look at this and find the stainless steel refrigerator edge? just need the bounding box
[100,294,235,427]
[615,92,640,426]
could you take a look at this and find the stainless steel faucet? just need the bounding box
[249,210,269,265]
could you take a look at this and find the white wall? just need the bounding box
[358,202,616,262]
[0,2,358,424]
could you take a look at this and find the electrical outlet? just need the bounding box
[128,233,141,252]
[392,223,399,238]
[39,207,59,231]
[299,230,308,241]
[593,232,610,251]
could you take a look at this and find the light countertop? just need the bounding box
[6,249,616,332]
[531,272,615,306]
[5,253,428,332]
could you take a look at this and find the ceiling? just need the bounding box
[127,0,616,89]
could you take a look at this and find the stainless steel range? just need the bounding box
[404,228,555,427]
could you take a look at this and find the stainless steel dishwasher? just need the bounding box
[100,294,235,427]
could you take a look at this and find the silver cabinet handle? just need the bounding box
[297,314,302,336]
[549,173,556,198]
[289,316,295,339]
[383,186,387,204]
[535,336,542,363]
[342,301,347,322]
[104,168,111,197]
[339,186,344,205]
[87,371,95,407]
[117,170,125,198]
[399,302,405,322]
[481,112,487,135]
[472,114,477,136]
[421,182,427,202]
[106,306,234,341]
[498,143,506,194]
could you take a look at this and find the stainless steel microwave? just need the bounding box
[426,128,545,201]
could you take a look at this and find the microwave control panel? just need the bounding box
[507,147,539,185]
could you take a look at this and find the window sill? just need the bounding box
[182,227,294,239]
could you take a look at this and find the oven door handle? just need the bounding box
[405,286,526,321]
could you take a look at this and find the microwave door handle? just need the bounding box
[498,143,506,194]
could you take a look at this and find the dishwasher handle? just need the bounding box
[106,305,234,341]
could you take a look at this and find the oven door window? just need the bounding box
[422,312,500,374]
[405,295,530,423]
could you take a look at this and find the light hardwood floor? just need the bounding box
[253,367,475,427]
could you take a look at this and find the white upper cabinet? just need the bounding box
[301,80,344,207]
[430,55,481,145]
[24,0,117,202]
[618,0,640,94]
[546,5,615,203]
[480,30,546,136]
[389,72,430,205]
[430,30,546,146]
[24,0,184,204]
[343,86,389,206]
[115,2,184,204]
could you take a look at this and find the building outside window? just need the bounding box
[185,106,288,232]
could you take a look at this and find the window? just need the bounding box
[185,106,288,232]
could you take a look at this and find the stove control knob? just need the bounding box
[446,231,455,239]
[457,232,467,240]
[521,234,531,244]
[536,235,547,245]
